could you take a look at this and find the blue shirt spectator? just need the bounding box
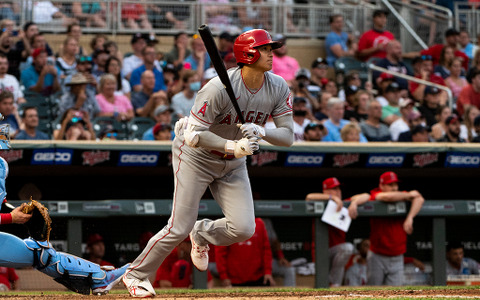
[130,65,166,93]
[322,97,367,142]
[325,14,354,67]
[15,130,49,140]
[20,48,60,96]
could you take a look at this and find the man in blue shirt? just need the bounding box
[325,14,356,67]
[14,106,50,140]
[322,97,367,142]
[0,91,20,137]
[130,45,166,93]
[20,48,60,96]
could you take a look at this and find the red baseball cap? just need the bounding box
[379,72,394,81]
[323,177,341,190]
[379,171,400,185]
[31,48,47,59]
[87,233,104,247]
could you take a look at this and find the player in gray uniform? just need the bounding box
[123,29,294,297]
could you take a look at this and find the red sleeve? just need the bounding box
[457,86,470,116]
[357,31,370,52]
[0,213,12,224]
[404,256,414,264]
[421,45,443,65]
[369,188,381,200]
[257,219,273,275]
[215,245,229,280]
[8,268,18,282]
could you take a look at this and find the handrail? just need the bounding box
[368,64,454,109]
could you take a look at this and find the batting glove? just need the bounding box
[237,123,265,140]
[174,117,188,137]
[225,138,259,158]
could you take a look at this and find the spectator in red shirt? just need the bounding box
[0,267,18,291]
[306,177,370,286]
[457,69,480,117]
[356,10,394,62]
[215,218,275,287]
[420,28,469,72]
[348,171,424,286]
[86,233,114,267]
[409,55,448,104]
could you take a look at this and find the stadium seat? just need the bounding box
[92,116,130,140]
[127,117,156,140]
[334,56,368,81]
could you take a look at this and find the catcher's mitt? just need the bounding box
[21,198,52,242]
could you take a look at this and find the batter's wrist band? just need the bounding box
[225,140,235,154]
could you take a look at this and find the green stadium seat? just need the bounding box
[127,117,156,140]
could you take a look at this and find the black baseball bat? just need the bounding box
[198,24,245,124]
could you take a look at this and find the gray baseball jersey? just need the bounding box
[126,67,293,281]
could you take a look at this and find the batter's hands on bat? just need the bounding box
[11,204,32,224]
[227,137,259,158]
[237,123,265,140]
[174,117,188,136]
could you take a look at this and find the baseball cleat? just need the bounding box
[190,232,209,271]
[123,273,156,298]
[92,263,130,295]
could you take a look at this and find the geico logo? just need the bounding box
[369,156,403,164]
[448,156,480,165]
[287,155,323,164]
[121,155,157,163]
[34,152,71,162]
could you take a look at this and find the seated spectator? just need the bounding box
[459,30,475,62]
[91,49,110,80]
[15,106,49,140]
[90,34,108,54]
[200,0,234,33]
[445,57,468,101]
[303,123,326,142]
[410,125,430,142]
[344,90,370,123]
[56,37,79,83]
[63,55,97,96]
[409,55,447,104]
[0,91,20,137]
[356,10,394,62]
[123,33,148,80]
[0,53,25,104]
[237,0,271,31]
[323,97,367,142]
[323,80,338,97]
[343,239,370,286]
[153,123,172,141]
[471,115,480,143]
[375,73,395,107]
[436,115,465,142]
[171,70,200,120]
[72,2,107,28]
[121,2,152,29]
[147,3,189,30]
[32,1,71,25]
[460,105,479,142]
[54,109,95,141]
[104,41,123,65]
[373,40,411,92]
[0,2,19,24]
[457,69,480,117]
[446,241,480,276]
[142,105,174,140]
[290,97,312,142]
[15,22,52,62]
[63,23,85,56]
[341,123,362,142]
[272,34,299,86]
[418,86,442,127]
[325,14,356,67]
[130,45,166,92]
[390,98,420,141]
[216,218,275,287]
[25,33,55,67]
[98,124,117,141]
[105,56,130,98]
[96,74,134,122]
[86,234,113,267]
[360,99,391,141]
[381,82,402,125]
[467,50,480,83]
[309,57,329,88]
[430,105,452,140]
[314,92,332,121]
[58,73,100,120]
[0,19,23,79]
[338,71,362,102]
[164,32,191,68]
[293,68,320,111]
[0,267,18,291]
[21,48,60,96]
[434,46,457,79]
[164,64,182,99]
[217,31,234,59]
[132,70,168,118]
[184,34,211,78]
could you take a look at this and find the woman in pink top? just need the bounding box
[445,57,468,101]
[96,74,134,121]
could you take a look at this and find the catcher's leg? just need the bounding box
[0,235,129,295]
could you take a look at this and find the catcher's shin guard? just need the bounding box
[23,238,127,295]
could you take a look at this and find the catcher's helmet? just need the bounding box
[233,29,282,65]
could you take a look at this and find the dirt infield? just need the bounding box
[2,288,480,299]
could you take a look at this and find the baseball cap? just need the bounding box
[407,110,422,121]
[311,57,328,69]
[154,105,173,116]
[323,177,341,190]
[399,98,414,108]
[379,72,394,82]
[379,171,400,185]
[373,9,389,18]
[385,82,400,93]
[219,31,234,42]
[411,124,429,135]
[31,47,47,59]
[424,86,440,96]
[87,233,104,247]
[304,122,324,134]
[153,123,172,135]
[445,114,459,125]
[445,28,460,37]
[345,85,359,96]
[131,33,150,44]
[295,68,311,80]
[293,97,307,104]
[273,33,286,44]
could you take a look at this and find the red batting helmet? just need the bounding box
[233,29,282,65]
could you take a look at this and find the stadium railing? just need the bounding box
[455,2,480,43]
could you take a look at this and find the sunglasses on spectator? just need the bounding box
[421,55,432,61]
[106,132,117,138]
[78,56,92,63]
[316,65,328,69]
[71,117,83,123]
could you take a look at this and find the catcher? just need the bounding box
[0,123,129,295]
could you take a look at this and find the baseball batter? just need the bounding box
[123,29,294,297]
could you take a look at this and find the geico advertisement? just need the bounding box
[117,151,159,166]
[31,149,73,165]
